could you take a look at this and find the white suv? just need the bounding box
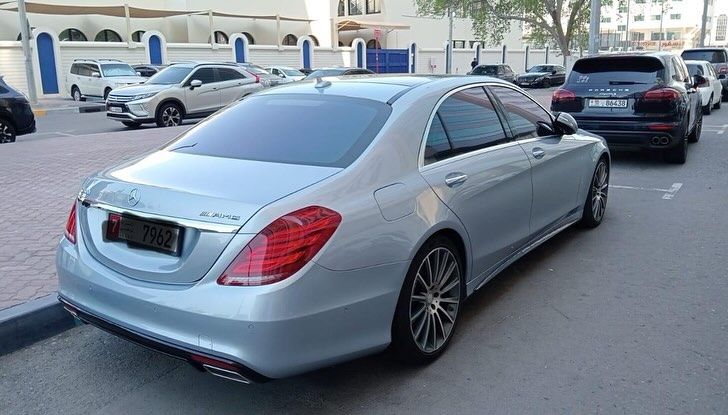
[106,62,265,128]
[67,59,146,101]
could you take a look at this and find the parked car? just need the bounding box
[0,76,35,143]
[551,52,702,164]
[106,62,263,128]
[684,60,723,115]
[299,68,314,76]
[304,67,375,79]
[468,64,516,82]
[266,66,306,82]
[680,48,728,101]
[132,64,168,78]
[516,64,566,88]
[58,75,609,383]
[67,59,146,101]
[235,63,285,86]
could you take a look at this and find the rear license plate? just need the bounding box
[106,213,182,255]
[108,106,123,113]
[589,99,628,108]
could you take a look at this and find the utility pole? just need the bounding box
[699,0,709,47]
[625,0,631,51]
[446,6,453,74]
[17,0,38,104]
[658,0,665,51]
[589,0,601,55]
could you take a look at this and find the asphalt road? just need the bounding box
[2,89,727,414]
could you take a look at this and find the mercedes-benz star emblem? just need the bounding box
[128,188,140,206]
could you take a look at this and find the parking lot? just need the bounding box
[1,87,727,413]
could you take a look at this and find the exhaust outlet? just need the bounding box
[650,137,661,145]
[202,364,252,384]
[660,137,670,145]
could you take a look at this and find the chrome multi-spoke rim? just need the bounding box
[0,122,13,143]
[591,162,608,222]
[73,89,81,101]
[409,247,461,353]
[162,107,181,126]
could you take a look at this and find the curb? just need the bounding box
[32,104,106,117]
[0,293,77,356]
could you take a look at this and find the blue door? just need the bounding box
[234,38,245,63]
[356,42,364,68]
[366,49,408,74]
[37,32,59,94]
[302,40,311,69]
[149,35,162,65]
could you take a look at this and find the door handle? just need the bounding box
[532,147,545,159]
[445,173,468,187]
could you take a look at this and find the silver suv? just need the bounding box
[106,62,264,128]
[67,59,146,101]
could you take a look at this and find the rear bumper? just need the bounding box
[56,236,406,379]
[574,118,683,150]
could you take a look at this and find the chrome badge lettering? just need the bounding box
[200,211,241,221]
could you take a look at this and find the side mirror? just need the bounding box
[551,70,557,75]
[553,112,578,135]
[189,79,202,89]
[693,74,708,88]
[91,72,101,78]
[719,73,727,80]
[136,71,142,76]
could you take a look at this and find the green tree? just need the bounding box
[416,0,596,66]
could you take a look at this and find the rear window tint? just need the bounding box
[686,64,704,76]
[681,50,727,63]
[568,57,665,85]
[166,94,391,168]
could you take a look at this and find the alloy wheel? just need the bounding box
[162,106,181,126]
[73,89,81,101]
[0,121,14,143]
[591,161,609,222]
[409,247,461,353]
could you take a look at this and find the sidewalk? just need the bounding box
[32,97,106,117]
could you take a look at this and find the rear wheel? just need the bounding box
[688,112,702,143]
[121,121,141,129]
[156,103,183,127]
[0,118,16,143]
[714,96,722,110]
[703,95,712,115]
[392,236,463,364]
[579,158,609,228]
[664,135,687,164]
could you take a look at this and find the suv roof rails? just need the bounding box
[72,58,123,63]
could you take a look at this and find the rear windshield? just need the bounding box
[306,69,344,79]
[472,66,498,75]
[166,94,391,168]
[681,50,727,63]
[686,64,704,77]
[568,57,665,85]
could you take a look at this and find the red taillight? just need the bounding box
[647,123,677,131]
[253,74,260,83]
[217,206,342,286]
[643,88,680,102]
[552,89,576,103]
[64,202,77,244]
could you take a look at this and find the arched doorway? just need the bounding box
[148,35,162,65]
[36,32,59,94]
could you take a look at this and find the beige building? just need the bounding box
[708,0,727,46]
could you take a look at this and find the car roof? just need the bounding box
[683,60,710,65]
[682,47,726,52]
[258,74,514,103]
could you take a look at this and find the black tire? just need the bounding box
[579,157,609,228]
[0,118,16,144]
[688,112,702,143]
[542,78,551,88]
[703,95,712,115]
[391,236,464,365]
[121,121,142,129]
[713,97,721,110]
[664,134,687,164]
[722,91,728,102]
[155,102,183,128]
[103,88,112,101]
[71,86,83,102]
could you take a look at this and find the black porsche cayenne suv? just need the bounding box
[0,76,35,144]
[551,52,703,164]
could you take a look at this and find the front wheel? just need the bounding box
[156,103,183,127]
[392,237,463,364]
[0,118,16,144]
[579,158,609,228]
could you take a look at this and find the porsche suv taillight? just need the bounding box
[217,206,342,286]
[64,202,77,244]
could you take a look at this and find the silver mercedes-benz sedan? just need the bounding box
[57,75,610,383]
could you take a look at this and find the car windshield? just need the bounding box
[528,65,552,73]
[146,66,193,85]
[166,94,391,168]
[100,64,137,77]
[681,50,727,63]
[281,68,305,76]
[472,66,498,75]
[686,64,704,77]
[305,69,345,79]
[568,57,665,85]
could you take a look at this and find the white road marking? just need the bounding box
[704,124,727,135]
[662,182,683,200]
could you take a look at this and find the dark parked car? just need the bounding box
[469,64,516,82]
[304,67,375,79]
[551,52,703,164]
[680,48,728,101]
[516,64,566,88]
[0,76,35,144]
[132,64,168,78]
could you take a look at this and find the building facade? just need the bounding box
[708,0,727,46]
[598,0,716,51]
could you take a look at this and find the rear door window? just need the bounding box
[568,57,665,85]
[489,85,553,140]
[166,94,391,168]
[217,68,245,81]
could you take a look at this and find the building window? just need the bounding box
[338,0,345,16]
[366,39,381,49]
[631,32,645,41]
[452,40,466,48]
[601,17,611,23]
[618,1,628,13]
[210,31,228,44]
[59,28,87,41]
[717,15,727,41]
[242,32,255,45]
[94,29,122,42]
[670,14,681,20]
[635,0,645,3]
[366,0,380,14]
[651,15,661,21]
[282,34,298,46]
[469,40,486,48]
[348,0,363,15]
[617,25,627,32]
[651,32,665,41]
[666,31,679,40]
[131,30,145,42]
[634,14,644,21]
